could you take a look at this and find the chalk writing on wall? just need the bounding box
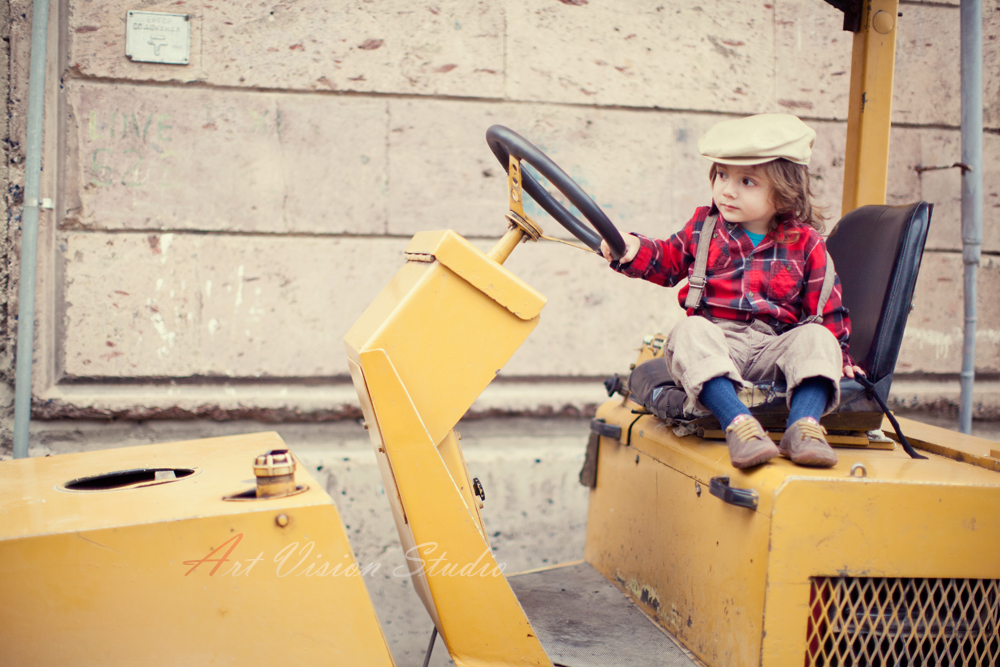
[87,110,177,188]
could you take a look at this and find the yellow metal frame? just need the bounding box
[344,165,554,665]
[841,0,900,213]
[0,433,395,665]
[586,396,1000,667]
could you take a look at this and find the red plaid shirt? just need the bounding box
[612,206,853,366]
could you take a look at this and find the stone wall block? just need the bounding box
[64,82,389,235]
[68,0,206,84]
[68,1,504,98]
[984,3,1000,128]
[886,128,1000,253]
[988,132,1000,236]
[61,233,408,379]
[774,0,852,121]
[893,3,1000,129]
[506,0,775,113]
[387,99,674,240]
[897,253,1000,374]
[893,4,961,127]
[885,126,925,216]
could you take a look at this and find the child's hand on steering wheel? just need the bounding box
[601,235,641,264]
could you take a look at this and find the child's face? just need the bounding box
[712,164,777,234]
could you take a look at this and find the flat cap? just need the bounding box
[697,113,816,166]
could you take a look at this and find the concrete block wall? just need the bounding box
[3,0,1000,424]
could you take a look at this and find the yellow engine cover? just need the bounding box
[587,399,1000,667]
[0,432,395,666]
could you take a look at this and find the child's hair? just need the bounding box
[709,160,827,237]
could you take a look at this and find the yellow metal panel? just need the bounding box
[762,480,1000,664]
[588,396,1000,667]
[0,432,314,540]
[360,348,551,667]
[345,246,541,448]
[349,356,441,626]
[345,228,554,664]
[438,429,490,541]
[404,230,545,320]
[884,415,1000,474]
[586,405,771,667]
[0,436,394,665]
[842,0,900,213]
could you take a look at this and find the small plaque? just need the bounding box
[125,11,190,65]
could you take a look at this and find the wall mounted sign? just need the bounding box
[125,11,191,65]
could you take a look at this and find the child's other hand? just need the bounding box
[601,235,641,263]
[842,365,866,379]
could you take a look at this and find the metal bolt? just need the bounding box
[275,513,289,527]
[872,10,894,34]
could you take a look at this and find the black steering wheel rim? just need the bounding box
[486,125,626,259]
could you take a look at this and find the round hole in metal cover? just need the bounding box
[61,468,198,492]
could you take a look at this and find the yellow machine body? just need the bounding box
[344,228,554,666]
[587,396,1000,667]
[1,3,982,664]
[0,433,394,666]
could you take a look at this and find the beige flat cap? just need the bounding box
[697,113,816,166]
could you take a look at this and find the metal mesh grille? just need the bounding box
[806,577,1000,666]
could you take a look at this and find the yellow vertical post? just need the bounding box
[488,155,531,265]
[841,0,900,214]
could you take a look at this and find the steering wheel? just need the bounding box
[486,125,627,260]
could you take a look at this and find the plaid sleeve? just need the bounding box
[802,240,854,367]
[609,208,703,287]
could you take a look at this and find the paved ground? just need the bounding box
[8,412,1000,665]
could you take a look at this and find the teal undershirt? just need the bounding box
[745,230,766,247]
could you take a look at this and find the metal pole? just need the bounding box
[959,0,983,434]
[12,0,51,458]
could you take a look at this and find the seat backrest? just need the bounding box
[825,202,932,381]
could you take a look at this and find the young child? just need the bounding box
[600,114,864,469]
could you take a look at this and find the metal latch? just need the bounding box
[709,476,758,510]
[589,418,622,439]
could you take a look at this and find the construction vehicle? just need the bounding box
[2,0,997,665]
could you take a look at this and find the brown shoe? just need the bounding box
[779,418,838,468]
[725,416,780,469]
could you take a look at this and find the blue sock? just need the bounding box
[787,376,834,426]
[699,376,750,428]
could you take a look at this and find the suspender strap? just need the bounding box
[685,215,835,324]
[684,213,718,311]
[800,251,836,325]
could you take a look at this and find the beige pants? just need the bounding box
[663,316,843,416]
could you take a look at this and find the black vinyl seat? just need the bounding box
[622,201,933,432]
